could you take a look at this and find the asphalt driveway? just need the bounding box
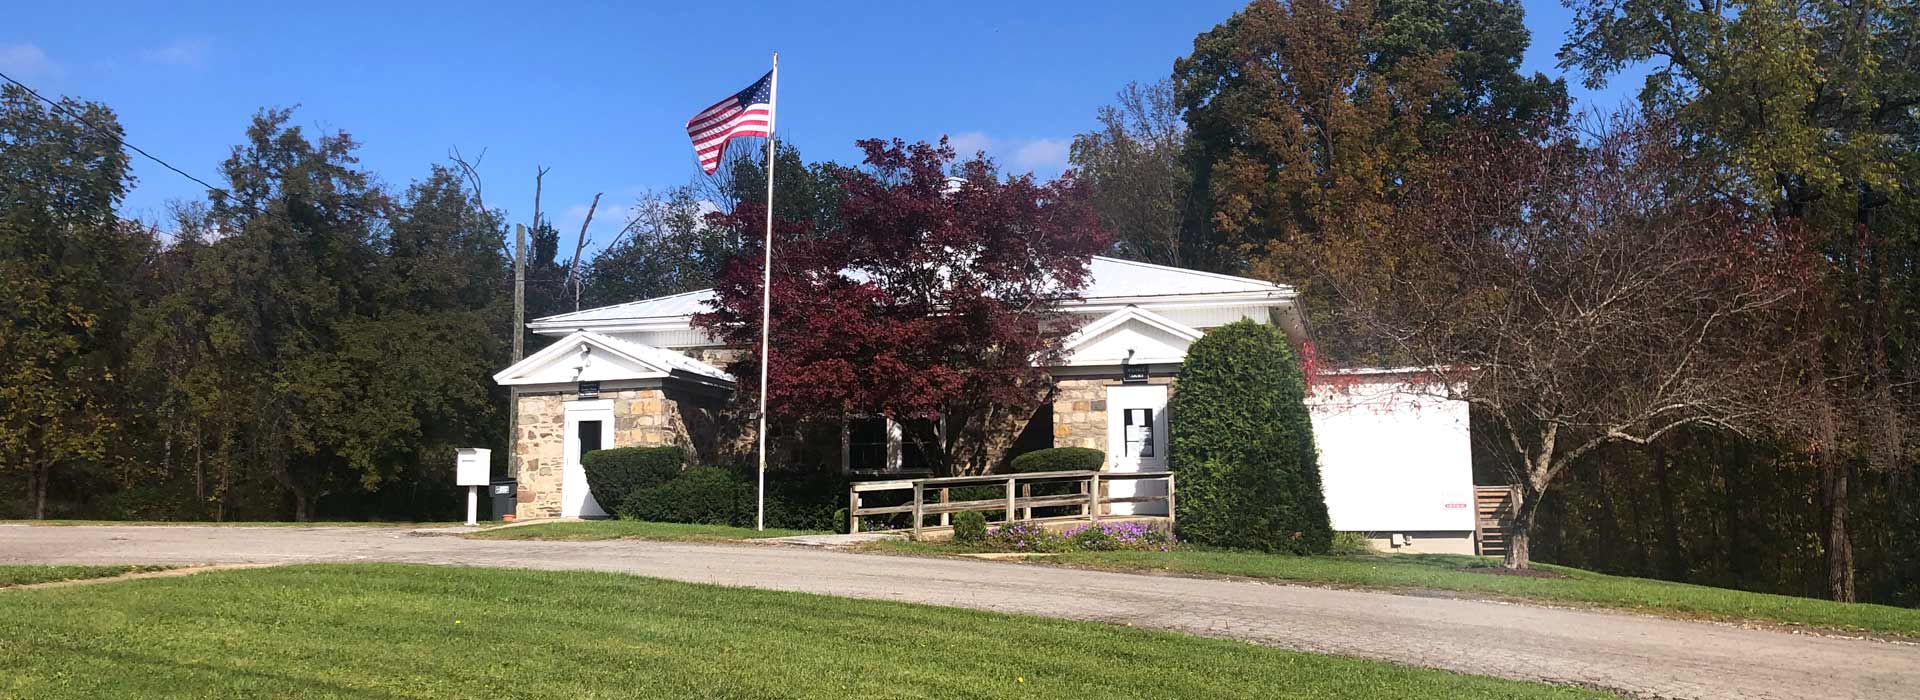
[2,524,1914,700]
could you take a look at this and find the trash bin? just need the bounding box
[489,479,517,520]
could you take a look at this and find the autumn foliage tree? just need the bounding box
[695,139,1110,476]
[1173,0,1567,361]
[1322,117,1824,568]
[1562,0,1920,602]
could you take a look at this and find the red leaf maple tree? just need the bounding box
[695,138,1111,475]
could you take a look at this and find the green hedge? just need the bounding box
[618,466,750,526]
[1168,320,1332,554]
[582,447,685,512]
[763,469,847,531]
[952,511,988,544]
[1009,447,1105,472]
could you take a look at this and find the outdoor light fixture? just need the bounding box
[1122,349,1149,383]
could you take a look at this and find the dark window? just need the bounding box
[578,420,603,455]
[899,417,936,471]
[848,417,889,471]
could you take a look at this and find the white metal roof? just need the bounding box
[528,257,1293,332]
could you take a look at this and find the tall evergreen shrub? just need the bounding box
[1169,320,1332,553]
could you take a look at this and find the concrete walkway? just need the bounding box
[2,524,1915,700]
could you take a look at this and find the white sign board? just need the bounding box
[456,448,491,486]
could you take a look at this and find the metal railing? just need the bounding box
[848,470,1175,537]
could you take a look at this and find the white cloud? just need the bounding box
[0,44,60,79]
[947,131,995,156]
[1010,138,1071,171]
[142,38,209,67]
[939,132,1073,174]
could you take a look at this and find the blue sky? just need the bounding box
[5,1,1642,249]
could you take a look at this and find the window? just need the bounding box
[577,420,603,455]
[838,416,940,473]
[1122,408,1155,458]
[847,417,889,471]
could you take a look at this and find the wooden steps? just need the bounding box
[1474,485,1517,557]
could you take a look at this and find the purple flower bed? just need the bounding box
[982,521,1177,553]
[1063,522,1178,552]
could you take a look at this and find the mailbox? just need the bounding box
[456,448,491,487]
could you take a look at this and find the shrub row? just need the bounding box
[583,446,846,530]
[1008,447,1104,473]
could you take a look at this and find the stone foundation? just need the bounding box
[512,385,693,520]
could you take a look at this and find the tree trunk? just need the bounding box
[1504,486,1537,569]
[31,463,49,520]
[1822,455,1856,602]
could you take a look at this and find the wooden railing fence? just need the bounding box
[848,470,1175,537]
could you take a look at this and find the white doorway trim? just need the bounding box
[1105,384,1170,515]
[562,400,615,518]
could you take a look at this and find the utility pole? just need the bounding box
[513,222,527,362]
[508,220,527,497]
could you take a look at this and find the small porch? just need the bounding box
[848,470,1175,539]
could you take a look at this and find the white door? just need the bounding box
[1105,385,1170,515]
[562,400,614,518]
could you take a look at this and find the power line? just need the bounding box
[0,70,229,198]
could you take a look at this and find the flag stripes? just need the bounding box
[686,71,774,174]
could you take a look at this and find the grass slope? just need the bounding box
[0,564,1604,699]
[0,565,171,588]
[467,520,819,542]
[1051,550,1920,637]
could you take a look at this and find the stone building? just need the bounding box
[492,257,1478,553]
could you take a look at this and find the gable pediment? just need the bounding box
[1059,306,1204,367]
[492,331,732,387]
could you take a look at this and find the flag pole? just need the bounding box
[755,51,778,531]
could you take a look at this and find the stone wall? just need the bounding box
[1051,374,1177,455]
[1052,379,1108,451]
[513,391,566,519]
[512,385,690,520]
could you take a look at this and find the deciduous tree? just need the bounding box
[1561,0,1920,600]
[1322,117,1823,569]
[0,85,144,518]
[1069,80,1197,267]
[1174,0,1567,361]
[695,139,1110,475]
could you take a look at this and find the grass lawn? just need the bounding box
[1040,549,1920,638]
[465,519,821,542]
[0,564,1604,699]
[3,519,468,528]
[0,564,173,588]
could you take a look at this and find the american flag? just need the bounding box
[686,71,774,174]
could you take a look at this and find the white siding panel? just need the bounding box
[611,328,721,349]
[1307,379,1475,533]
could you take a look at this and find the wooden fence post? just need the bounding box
[1004,477,1017,523]
[1089,472,1102,523]
[911,481,924,539]
[939,487,950,527]
[1152,469,1167,521]
[849,484,860,534]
